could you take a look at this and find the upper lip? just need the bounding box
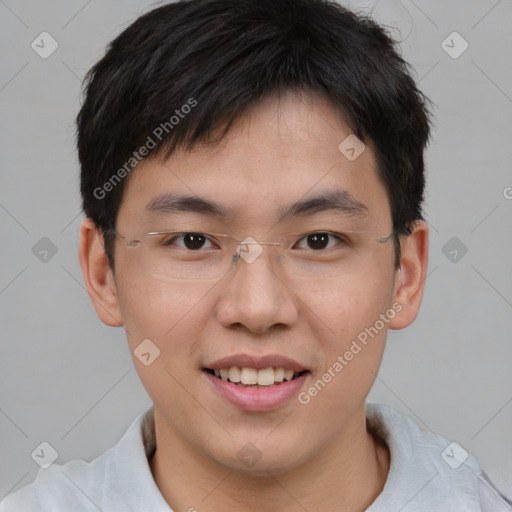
[204,353,308,372]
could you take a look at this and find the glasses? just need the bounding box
[109,226,397,282]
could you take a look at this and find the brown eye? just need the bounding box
[306,233,329,250]
[182,233,207,250]
[295,232,343,250]
[163,233,214,250]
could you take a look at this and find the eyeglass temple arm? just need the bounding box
[377,229,400,244]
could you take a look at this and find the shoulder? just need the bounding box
[0,446,112,511]
[366,402,512,512]
[0,406,157,512]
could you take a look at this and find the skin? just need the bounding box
[79,90,428,512]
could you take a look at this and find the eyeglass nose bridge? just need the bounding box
[233,237,282,265]
[239,240,280,246]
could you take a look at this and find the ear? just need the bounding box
[389,220,429,330]
[79,218,123,327]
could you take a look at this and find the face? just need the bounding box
[93,90,418,475]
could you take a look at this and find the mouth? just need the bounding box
[202,354,311,412]
[203,367,309,388]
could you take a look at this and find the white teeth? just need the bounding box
[257,368,275,386]
[212,366,304,386]
[284,370,294,381]
[240,367,258,385]
[274,368,285,382]
[228,367,241,383]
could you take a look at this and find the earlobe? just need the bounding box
[79,218,124,327]
[389,220,429,330]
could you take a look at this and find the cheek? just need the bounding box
[296,277,392,427]
[297,270,394,347]
[115,272,208,356]
[297,271,393,405]
[115,277,210,411]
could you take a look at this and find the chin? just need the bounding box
[207,438,313,478]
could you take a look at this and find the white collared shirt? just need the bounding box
[1,403,510,511]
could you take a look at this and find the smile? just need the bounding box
[202,354,311,411]
[205,367,307,387]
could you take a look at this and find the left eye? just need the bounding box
[295,232,345,250]
[162,233,217,250]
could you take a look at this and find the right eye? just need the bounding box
[162,233,217,251]
[294,231,349,251]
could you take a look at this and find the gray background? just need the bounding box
[1,0,511,502]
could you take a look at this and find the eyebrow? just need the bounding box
[277,190,368,221]
[145,190,368,222]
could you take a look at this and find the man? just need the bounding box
[1,0,510,510]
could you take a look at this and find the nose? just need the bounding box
[214,241,300,334]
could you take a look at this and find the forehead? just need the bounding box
[118,90,391,229]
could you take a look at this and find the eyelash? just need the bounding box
[161,232,349,250]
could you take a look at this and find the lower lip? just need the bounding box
[204,371,309,412]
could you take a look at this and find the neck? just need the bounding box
[149,405,390,512]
